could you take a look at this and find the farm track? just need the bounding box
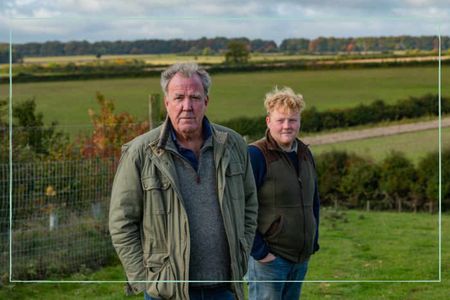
[302,117,450,145]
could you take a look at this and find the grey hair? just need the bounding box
[160,62,212,96]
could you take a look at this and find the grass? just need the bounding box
[1,65,448,131]
[309,127,450,165]
[1,210,448,299]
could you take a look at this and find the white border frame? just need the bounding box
[7,17,443,284]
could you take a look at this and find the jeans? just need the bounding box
[144,285,235,300]
[247,255,309,300]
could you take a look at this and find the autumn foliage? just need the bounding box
[79,92,149,159]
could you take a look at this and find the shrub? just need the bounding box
[338,159,383,209]
[316,150,361,207]
[77,92,149,159]
[0,98,69,163]
[379,151,418,212]
[416,149,450,212]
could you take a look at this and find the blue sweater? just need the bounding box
[248,145,320,260]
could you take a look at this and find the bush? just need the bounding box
[76,92,149,159]
[416,149,450,212]
[0,98,68,163]
[338,159,383,209]
[379,151,418,212]
[221,116,266,140]
[316,150,361,207]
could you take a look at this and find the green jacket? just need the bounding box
[109,119,258,300]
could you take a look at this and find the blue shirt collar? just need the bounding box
[169,117,212,144]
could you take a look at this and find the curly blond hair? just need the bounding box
[264,86,306,115]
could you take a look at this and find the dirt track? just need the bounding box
[301,117,450,146]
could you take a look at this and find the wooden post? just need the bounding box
[149,93,162,129]
[148,95,152,129]
[49,211,58,231]
[397,198,402,213]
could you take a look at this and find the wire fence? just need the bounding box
[0,158,118,280]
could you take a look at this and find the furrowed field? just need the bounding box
[1,65,448,131]
[1,210,448,299]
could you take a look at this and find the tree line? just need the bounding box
[1,35,449,61]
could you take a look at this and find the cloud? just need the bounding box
[0,0,448,43]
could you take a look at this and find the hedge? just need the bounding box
[316,149,450,212]
[223,94,449,139]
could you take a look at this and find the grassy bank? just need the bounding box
[1,210,448,299]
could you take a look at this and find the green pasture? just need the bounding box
[1,65,448,132]
[1,210,447,299]
[309,127,450,165]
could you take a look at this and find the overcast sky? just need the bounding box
[1,0,449,44]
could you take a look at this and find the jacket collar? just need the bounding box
[154,116,228,156]
[265,129,309,161]
[157,116,214,149]
[265,129,297,152]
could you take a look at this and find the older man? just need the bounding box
[109,63,258,300]
[247,87,320,300]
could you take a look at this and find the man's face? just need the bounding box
[164,73,208,137]
[266,107,300,149]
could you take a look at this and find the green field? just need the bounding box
[309,127,450,165]
[1,66,448,130]
[1,210,447,299]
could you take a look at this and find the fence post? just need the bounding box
[149,93,162,129]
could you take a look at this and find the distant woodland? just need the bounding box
[1,36,449,63]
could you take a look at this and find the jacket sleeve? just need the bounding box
[313,177,320,253]
[247,145,271,260]
[109,145,146,295]
[242,142,259,258]
[308,149,320,253]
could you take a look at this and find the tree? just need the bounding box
[225,41,250,64]
[0,98,68,162]
[379,151,417,212]
[339,159,382,209]
[78,93,149,159]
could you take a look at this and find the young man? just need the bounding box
[247,87,320,300]
[109,63,258,300]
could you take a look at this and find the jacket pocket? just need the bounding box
[141,176,171,251]
[141,176,171,214]
[225,162,244,201]
[264,215,284,240]
[145,252,177,299]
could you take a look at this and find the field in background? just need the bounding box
[13,53,353,66]
[1,210,447,299]
[310,127,450,165]
[1,66,447,131]
[1,53,340,76]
